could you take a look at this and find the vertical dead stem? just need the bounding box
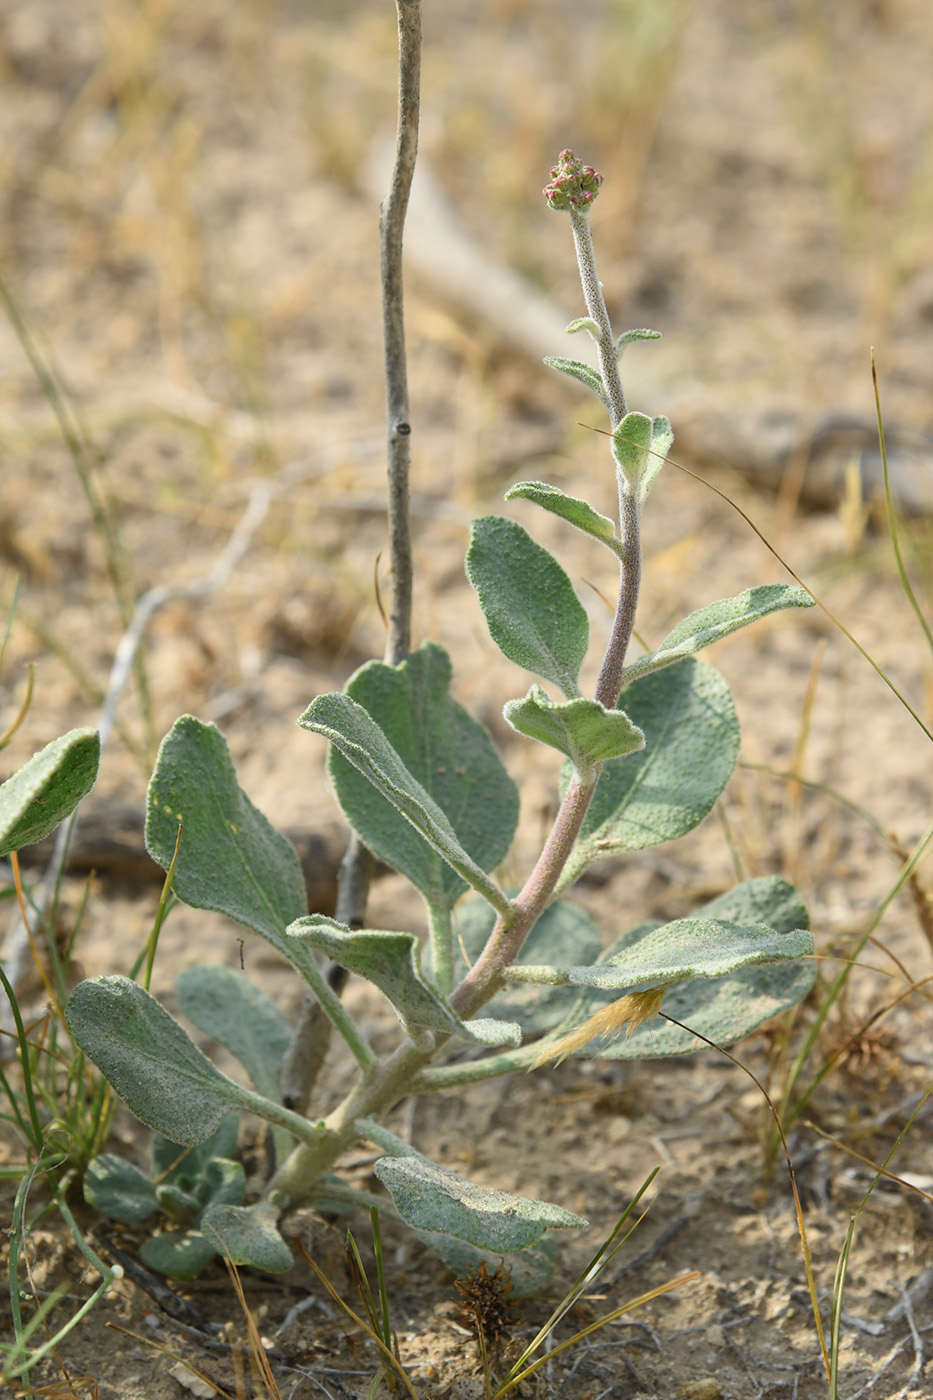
[381,0,421,667]
[281,0,422,1115]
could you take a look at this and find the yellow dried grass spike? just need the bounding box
[532,984,669,1068]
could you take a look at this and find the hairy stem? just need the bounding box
[569,209,626,429]
[595,485,641,706]
[268,1036,436,1206]
[449,773,597,1020]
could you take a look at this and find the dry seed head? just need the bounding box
[453,1260,518,1352]
[533,985,669,1067]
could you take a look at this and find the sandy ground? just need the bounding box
[2,2,933,1397]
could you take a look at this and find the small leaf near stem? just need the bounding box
[569,210,626,429]
[543,151,625,428]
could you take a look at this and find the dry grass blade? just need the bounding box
[293,1239,419,1400]
[224,1259,282,1400]
[493,1270,701,1399]
[804,1120,933,1203]
[532,986,667,1066]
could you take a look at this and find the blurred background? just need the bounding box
[1,0,931,973]
[3,7,933,1392]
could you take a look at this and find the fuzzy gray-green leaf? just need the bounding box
[83,1155,158,1225]
[175,965,292,1103]
[65,976,248,1145]
[145,716,313,977]
[504,686,644,779]
[542,355,607,404]
[621,585,816,687]
[577,876,816,1058]
[374,1155,588,1253]
[289,915,519,1046]
[560,659,738,886]
[319,643,517,918]
[139,1230,218,1279]
[467,517,589,698]
[505,480,617,546]
[0,727,99,857]
[610,411,653,494]
[543,917,813,993]
[201,1202,294,1273]
[616,327,662,356]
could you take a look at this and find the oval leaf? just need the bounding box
[467,517,588,698]
[610,411,653,498]
[65,977,248,1145]
[140,1229,219,1279]
[374,1155,587,1253]
[146,716,312,974]
[318,642,517,917]
[83,1155,158,1225]
[621,585,816,686]
[201,1202,294,1273]
[0,727,99,857]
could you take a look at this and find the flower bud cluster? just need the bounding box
[543,150,603,213]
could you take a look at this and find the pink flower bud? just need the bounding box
[543,150,603,213]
